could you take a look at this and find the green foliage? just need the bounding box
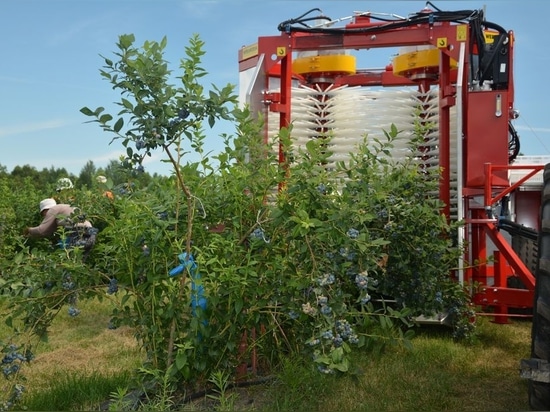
[206,370,237,411]
[80,33,237,172]
[0,31,476,409]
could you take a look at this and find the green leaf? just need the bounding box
[114,117,124,133]
[235,298,243,315]
[331,347,344,363]
[80,107,94,116]
[175,352,188,370]
[333,358,350,372]
[94,107,105,116]
[119,34,135,49]
[121,98,134,110]
[99,114,113,124]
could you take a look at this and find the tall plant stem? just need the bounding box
[163,144,194,368]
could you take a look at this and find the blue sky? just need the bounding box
[2,0,550,176]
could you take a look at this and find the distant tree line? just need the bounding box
[0,159,159,192]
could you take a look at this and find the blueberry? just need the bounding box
[68,306,80,317]
[178,108,189,119]
[107,278,118,295]
[136,140,145,150]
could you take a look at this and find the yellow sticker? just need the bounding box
[241,43,258,60]
[456,25,467,41]
[277,47,286,57]
[437,37,447,48]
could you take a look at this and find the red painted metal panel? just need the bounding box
[465,91,510,187]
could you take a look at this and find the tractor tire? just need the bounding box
[529,163,550,410]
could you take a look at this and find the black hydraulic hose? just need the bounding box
[509,122,521,162]
[277,8,482,35]
[478,21,509,85]
[425,1,443,12]
[498,219,538,241]
[469,15,487,81]
[483,20,509,37]
[277,8,331,32]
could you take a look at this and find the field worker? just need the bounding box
[24,198,90,238]
[23,198,97,257]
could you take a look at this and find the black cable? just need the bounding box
[277,8,331,32]
[509,122,521,162]
[498,219,538,241]
[470,15,487,82]
[277,9,483,36]
[425,1,442,12]
[478,20,509,85]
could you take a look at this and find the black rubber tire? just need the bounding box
[529,163,550,410]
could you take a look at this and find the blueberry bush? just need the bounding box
[0,32,475,407]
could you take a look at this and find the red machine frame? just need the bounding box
[238,8,542,321]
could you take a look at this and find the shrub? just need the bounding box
[0,33,474,408]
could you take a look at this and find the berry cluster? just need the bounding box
[61,274,75,291]
[250,227,265,240]
[107,278,118,295]
[1,383,25,411]
[67,306,80,317]
[301,302,317,316]
[249,227,269,243]
[316,273,335,287]
[355,273,369,290]
[1,344,33,379]
[346,228,359,239]
[335,319,359,344]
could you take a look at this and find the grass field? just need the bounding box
[1,297,533,411]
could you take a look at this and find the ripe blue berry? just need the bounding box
[178,108,190,119]
[135,140,145,150]
[107,278,118,295]
[68,306,80,317]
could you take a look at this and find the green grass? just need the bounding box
[0,296,143,411]
[1,298,533,411]
[23,370,136,411]
[252,318,532,412]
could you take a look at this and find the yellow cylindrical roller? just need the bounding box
[293,54,356,76]
[393,47,457,78]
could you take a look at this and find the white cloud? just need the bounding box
[179,0,221,19]
[0,120,69,138]
[515,125,550,134]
